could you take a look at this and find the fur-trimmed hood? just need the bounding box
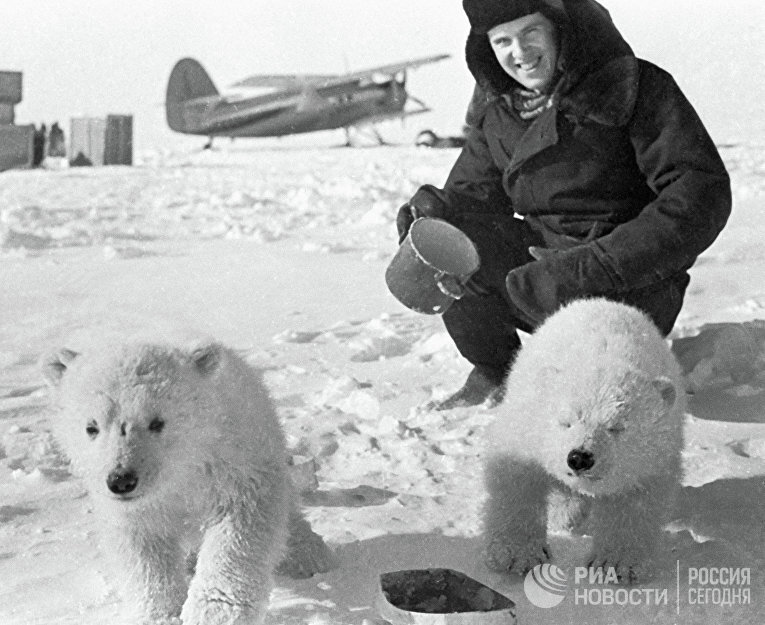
[465,0,636,125]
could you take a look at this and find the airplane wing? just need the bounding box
[231,74,337,89]
[230,54,450,93]
[316,54,451,91]
[337,54,451,82]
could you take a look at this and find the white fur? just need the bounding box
[42,337,334,625]
[482,298,685,583]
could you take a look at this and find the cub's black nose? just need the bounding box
[567,449,595,472]
[106,468,138,494]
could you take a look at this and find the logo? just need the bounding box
[524,563,568,608]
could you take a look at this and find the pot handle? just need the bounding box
[435,272,465,300]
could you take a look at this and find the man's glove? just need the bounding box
[396,203,419,244]
[462,274,492,297]
[528,245,557,261]
[505,243,621,327]
[395,184,451,244]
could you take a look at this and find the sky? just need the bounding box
[1,0,763,151]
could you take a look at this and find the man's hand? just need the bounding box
[396,203,421,244]
[505,242,620,328]
[528,245,557,261]
[462,274,492,296]
[395,184,451,244]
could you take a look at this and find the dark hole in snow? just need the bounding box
[0,505,36,523]
[380,568,514,614]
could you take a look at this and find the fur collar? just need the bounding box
[499,55,640,176]
[556,55,639,127]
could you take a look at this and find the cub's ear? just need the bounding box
[188,341,222,376]
[652,376,677,409]
[40,348,80,387]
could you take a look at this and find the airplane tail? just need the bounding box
[165,58,218,132]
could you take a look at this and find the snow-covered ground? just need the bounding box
[1,142,764,624]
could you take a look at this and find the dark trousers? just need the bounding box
[442,213,689,370]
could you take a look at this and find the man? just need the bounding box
[397,0,731,410]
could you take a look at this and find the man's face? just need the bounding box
[488,13,559,93]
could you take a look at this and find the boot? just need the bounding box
[430,364,507,411]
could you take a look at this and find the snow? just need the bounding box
[1,143,764,624]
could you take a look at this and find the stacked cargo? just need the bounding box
[1,70,134,171]
[0,71,34,172]
[70,115,132,166]
[70,118,107,166]
[0,71,22,124]
[0,103,15,125]
[104,115,133,166]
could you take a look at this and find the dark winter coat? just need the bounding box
[410,0,731,326]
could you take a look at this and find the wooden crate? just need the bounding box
[70,117,106,166]
[0,71,22,104]
[104,114,133,165]
[0,124,34,171]
[0,102,14,125]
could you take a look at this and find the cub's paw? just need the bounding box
[277,511,338,579]
[484,539,551,575]
[181,599,263,625]
[276,537,338,579]
[586,555,646,585]
[138,617,181,625]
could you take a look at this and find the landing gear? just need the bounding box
[342,126,387,147]
[371,127,387,145]
[203,137,213,150]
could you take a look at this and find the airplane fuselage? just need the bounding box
[179,81,406,138]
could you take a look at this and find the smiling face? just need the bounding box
[487,12,559,93]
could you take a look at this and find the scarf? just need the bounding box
[510,88,553,120]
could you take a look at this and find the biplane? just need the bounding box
[165,55,449,147]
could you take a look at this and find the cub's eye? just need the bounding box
[86,420,100,439]
[148,417,165,433]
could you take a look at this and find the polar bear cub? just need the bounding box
[482,298,684,583]
[42,336,335,625]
